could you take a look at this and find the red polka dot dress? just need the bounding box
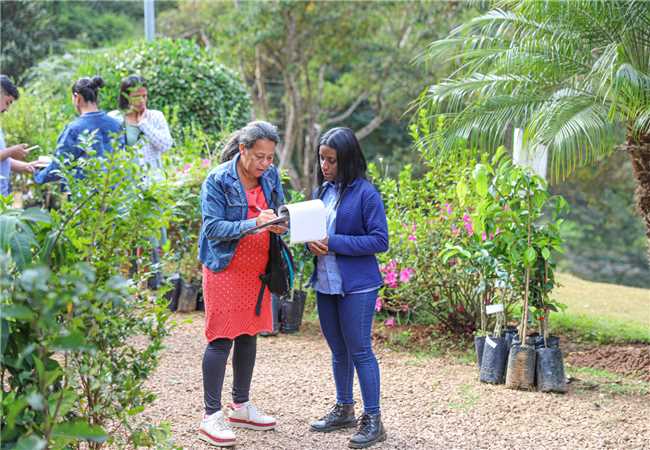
[202,186,272,341]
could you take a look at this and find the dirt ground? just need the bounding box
[142,312,650,450]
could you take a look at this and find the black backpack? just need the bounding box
[255,191,294,316]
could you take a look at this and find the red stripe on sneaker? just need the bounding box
[228,417,276,427]
[198,428,236,443]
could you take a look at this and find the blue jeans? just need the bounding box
[316,290,380,414]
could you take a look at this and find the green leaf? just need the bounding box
[456,180,468,205]
[52,331,94,352]
[20,207,52,224]
[524,247,537,266]
[0,304,35,321]
[52,420,107,443]
[15,434,46,450]
[473,164,489,197]
[541,248,551,260]
[0,214,37,268]
[27,392,45,411]
[1,318,9,355]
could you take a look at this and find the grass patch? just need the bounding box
[552,273,650,344]
[567,365,650,397]
[551,312,650,344]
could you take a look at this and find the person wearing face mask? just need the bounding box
[109,75,173,290]
[34,76,124,185]
[307,127,389,449]
[108,75,172,183]
[197,121,287,447]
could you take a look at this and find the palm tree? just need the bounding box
[421,0,650,258]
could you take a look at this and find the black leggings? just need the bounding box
[202,334,257,415]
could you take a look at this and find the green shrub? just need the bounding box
[74,39,251,135]
[0,142,175,448]
[373,115,567,336]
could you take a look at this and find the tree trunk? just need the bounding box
[627,134,650,261]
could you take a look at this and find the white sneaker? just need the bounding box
[199,410,236,447]
[226,401,277,431]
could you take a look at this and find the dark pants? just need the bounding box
[202,334,257,415]
[316,290,381,414]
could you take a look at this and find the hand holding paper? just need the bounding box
[278,199,327,245]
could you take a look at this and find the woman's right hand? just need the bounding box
[307,241,328,256]
[256,209,278,227]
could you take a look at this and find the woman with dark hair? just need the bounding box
[34,76,123,184]
[198,121,286,447]
[108,75,172,182]
[307,127,389,448]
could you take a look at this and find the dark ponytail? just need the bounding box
[220,130,242,163]
[72,76,104,103]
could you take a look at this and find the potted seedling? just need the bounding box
[531,251,567,393]
[479,304,509,384]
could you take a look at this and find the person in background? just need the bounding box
[34,76,123,185]
[198,121,285,447]
[0,75,38,197]
[109,75,173,289]
[307,127,389,449]
[109,75,172,182]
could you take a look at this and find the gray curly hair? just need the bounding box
[220,120,280,163]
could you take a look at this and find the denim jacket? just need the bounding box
[198,153,285,273]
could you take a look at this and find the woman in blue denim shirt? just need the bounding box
[197,121,286,447]
[307,127,389,449]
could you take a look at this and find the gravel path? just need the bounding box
[143,312,650,449]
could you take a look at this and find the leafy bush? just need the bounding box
[1,142,175,448]
[74,39,251,135]
[373,116,566,336]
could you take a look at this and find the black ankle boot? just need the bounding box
[310,403,356,432]
[348,412,386,448]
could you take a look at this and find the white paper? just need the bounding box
[486,304,504,315]
[485,336,497,349]
[278,199,327,245]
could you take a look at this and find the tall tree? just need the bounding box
[160,0,464,189]
[421,0,650,258]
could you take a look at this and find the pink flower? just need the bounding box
[384,317,396,327]
[375,297,382,312]
[201,158,211,168]
[451,224,460,237]
[384,270,398,288]
[445,203,453,215]
[386,259,398,271]
[503,204,510,211]
[399,268,415,283]
[411,223,417,232]
[495,227,501,235]
[182,163,192,174]
[481,231,487,241]
[463,214,474,236]
[489,232,495,240]
[408,234,416,242]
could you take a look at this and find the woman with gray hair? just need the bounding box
[197,121,286,447]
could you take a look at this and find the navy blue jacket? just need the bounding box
[310,178,389,293]
[199,154,285,273]
[34,111,124,184]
